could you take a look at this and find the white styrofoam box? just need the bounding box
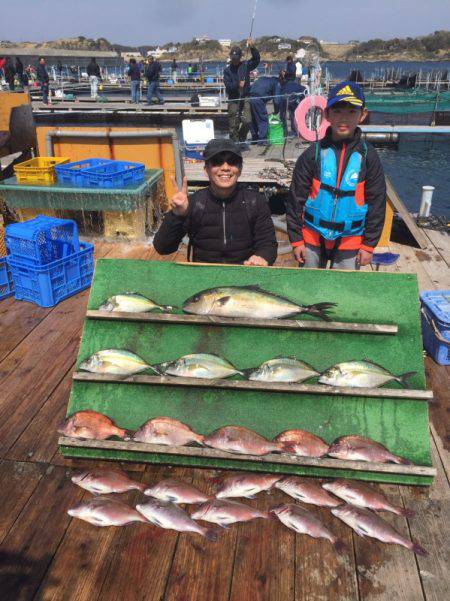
[182,119,215,145]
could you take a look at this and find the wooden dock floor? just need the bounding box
[0,234,449,600]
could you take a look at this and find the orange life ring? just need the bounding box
[295,95,330,141]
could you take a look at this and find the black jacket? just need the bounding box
[287,127,386,249]
[36,63,49,84]
[127,64,141,81]
[145,61,161,82]
[153,185,277,265]
[87,62,100,77]
[223,47,260,100]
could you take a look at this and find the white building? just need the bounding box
[147,47,163,58]
[195,35,210,44]
[219,39,232,48]
[278,43,292,50]
[121,51,143,61]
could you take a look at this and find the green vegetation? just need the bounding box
[349,31,450,59]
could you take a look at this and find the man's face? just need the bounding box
[204,152,242,192]
[40,59,45,65]
[325,103,368,139]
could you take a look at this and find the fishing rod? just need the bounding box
[249,0,259,40]
[237,0,260,135]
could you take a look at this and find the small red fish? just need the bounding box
[58,410,128,440]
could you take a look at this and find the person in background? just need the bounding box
[153,138,277,266]
[36,57,49,104]
[249,76,280,144]
[171,58,178,84]
[287,81,386,270]
[145,56,163,104]
[278,72,307,135]
[295,57,303,83]
[87,57,101,100]
[187,63,193,79]
[285,56,296,81]
[223,39,260,144]
[4,58,16,91]
[57,60,63,79]
[127,58,141,104]
[0,56,5,80]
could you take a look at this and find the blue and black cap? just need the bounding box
[327,81,365,109]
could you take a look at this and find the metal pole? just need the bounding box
[419,186,435,217]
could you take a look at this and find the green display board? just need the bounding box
[61,260,433,485]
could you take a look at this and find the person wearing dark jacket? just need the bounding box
[36,57,49,104]
[127,58,141,103]
[15,57,24,86]
[4,57,16,91]
[285,56,296,81]
[87,58,101,99]
[286,81,386,270]
[153,138,277,265]
[145,56,163,104]
[278,77,307,134]
[249,76,280,143]
[223,39,260,143]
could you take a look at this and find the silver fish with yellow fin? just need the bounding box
[183,286,336,320]
[99,292,173,313]
[79,349,153,376]
[319,360,416,388]
[153,353,242,379]
[245,357,319,383]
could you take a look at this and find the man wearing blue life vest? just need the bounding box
[286,81,386,269]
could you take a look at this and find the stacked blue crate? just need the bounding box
[5,215,94,307]
[420,290,450,365]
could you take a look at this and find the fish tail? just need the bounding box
[123,429,134,441]
[204,528,219,542]
[333,539,348,555]
[304,302,337,321]
[240,368,254,379]
[397,371,417,389]
[412,542,427,556]
[160,304,175,312]
[149,364,163,375]
[392,454,412,465]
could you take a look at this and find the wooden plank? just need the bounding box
[0,460,46,544]
[422,228,450,268]
[426,358,450,476]
[294,504,359,601]
[0,300,51,363]
[430,423,450,487]
[0,465,84,600]
[97,466,190,601]
[228,479,295,601]
[354,484,425,601]
[385,177,430,250]
[72,372,433,401]
[163,468,238,601]
[414,247,450,289]
[86,309,399,335]
[58,437,437,478]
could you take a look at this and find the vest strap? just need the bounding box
[319,182,355,198]
[305,211,364,233]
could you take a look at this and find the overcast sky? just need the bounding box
[1,0,449,45]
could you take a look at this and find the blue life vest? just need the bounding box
[304,146,367,241]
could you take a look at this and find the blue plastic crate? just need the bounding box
[420,290,450,365]
[0,257,14,300]
[81,160,145,188]
[5,215,80,266]
[55,158,113,186]
[7,242,94,307]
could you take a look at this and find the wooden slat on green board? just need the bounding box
[64,260,432,485]
[86,309,399,335]
[72,371,434,401]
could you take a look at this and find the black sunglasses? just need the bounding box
[207,152,242,167]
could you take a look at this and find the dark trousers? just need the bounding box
[250,96,269,142]
[147,81,163,103]
[228,98,251,142]
[41,82,49,104]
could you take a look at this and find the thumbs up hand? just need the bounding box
[170,176,189,217]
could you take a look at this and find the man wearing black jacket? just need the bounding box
[287,81,386,269]
[145,56,164,104]
[87,58,101,99]
[36,57,49,104]
[153,139,277,265]
[223,40,260,143]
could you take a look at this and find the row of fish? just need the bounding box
[99,286,337,321]
[67,469,425,555]
[79,349,415,389]
[58,411,412,465]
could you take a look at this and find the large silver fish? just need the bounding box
[79,349,153,376]
[319,361,416,388]
[322,480,414,517]
[204,426,284,456]
[271,504,347,553]
[144,479,212,504]
[153,354,242,379]
[273,429,329,458]
[191,499,268,527]
[136,498,218,541]
[216,473,282,499]
[328,435,411,465]
[274,477,342,507]
[99,292,173,313]
[244,357,319,383]
[71,469,145,494]
[68,497,149,527]
[132,417,204,446]
[331,505,426,555]
[183,286,336,321]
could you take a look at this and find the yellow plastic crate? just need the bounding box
[13,157,70,185]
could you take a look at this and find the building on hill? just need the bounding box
[219,39,232,48]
